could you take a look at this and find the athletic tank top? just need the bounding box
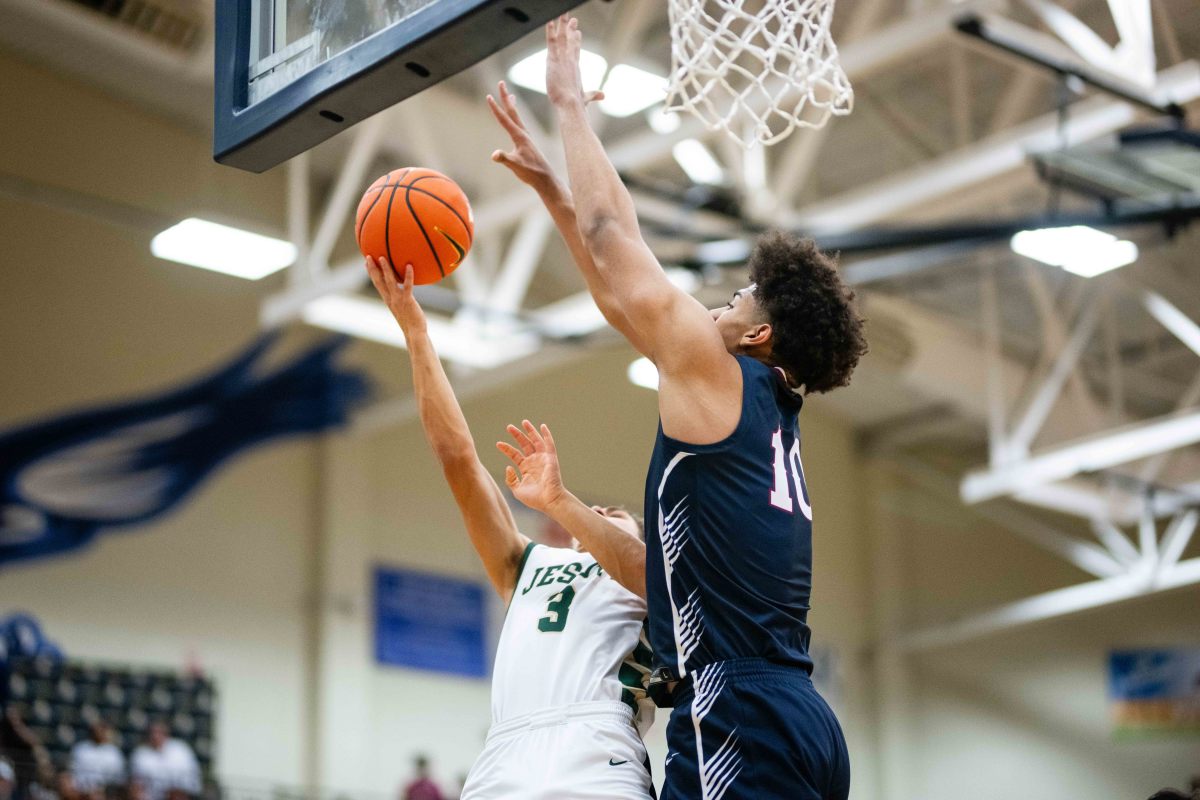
[644,355,814,678]
[490,544,654,732]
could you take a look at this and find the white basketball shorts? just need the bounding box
[461,701,653,800]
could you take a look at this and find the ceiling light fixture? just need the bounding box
[672,139,725,185]
[1010,225,1138,278]
[627,357,659,391]
[598,64,668,117]
[151,218,296,280]
[508,48,607,96]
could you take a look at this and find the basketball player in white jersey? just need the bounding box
[363,255,655,800]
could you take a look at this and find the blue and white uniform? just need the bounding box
[645,356,849,800]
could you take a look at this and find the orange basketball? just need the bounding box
[355,167,474,285]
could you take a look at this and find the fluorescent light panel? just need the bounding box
[672,139,725,185]
[151,218,296,280]
[508,50,667,118]
[648,109,682,133]
[1010,225,1137,278]
[599,64,668,117]
[628,357,659,391]
[302,294,540,370]
[508,48,608,96]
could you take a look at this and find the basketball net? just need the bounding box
[665,0,854,148]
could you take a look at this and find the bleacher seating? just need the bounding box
[3,655,215,775]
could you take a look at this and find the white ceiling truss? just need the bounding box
[255,2,1200,547]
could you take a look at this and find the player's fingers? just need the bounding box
[486,94,519,136]
[504,465,519,490]
[522,419,544,450]
[364,256,386,296]
[540,424,557,454]
[496,441,523,466]
[377,255,396,283]
[402,263,415,291]
[500,83,527,128]
[584,91,605,106]
[507,424,535,456]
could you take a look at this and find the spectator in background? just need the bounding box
[401,756,444,800]
[130,722,199,800]
[1,706,50,798]
[69,722,124,794]
[26,764,58,800]
[1,759,15,800]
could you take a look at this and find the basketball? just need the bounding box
[355,167,474,285]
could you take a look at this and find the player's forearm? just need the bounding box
[554,103,643,268]
[553,100,685,347]
[404,325,477,464]
[545,490,646,599]
[535,178,647,350]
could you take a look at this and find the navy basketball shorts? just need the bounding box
[660,658,849,800]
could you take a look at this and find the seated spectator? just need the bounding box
[401,756,444,800]
[27,765,59,800]
[1,759,15,800]
[70,722,124,793]
[1,706,50,797]
[55,773,78,800]
[130,723,199,800]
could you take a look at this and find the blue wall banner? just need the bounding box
[1109,648,1200,737]
[373,566,488,678]
[0,334,368,566]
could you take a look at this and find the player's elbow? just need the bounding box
[579,212,628,256]
[430,440,478,469]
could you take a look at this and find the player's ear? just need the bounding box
[742,322,772,348]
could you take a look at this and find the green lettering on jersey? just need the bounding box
[581,562,604,579]
[536,565,563,586]
[558,562,583,583]
[520,567,545,595]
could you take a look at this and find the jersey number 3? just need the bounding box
[538,585,576,632]
[769,429,813,520]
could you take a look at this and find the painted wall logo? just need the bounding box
[0,335,369,566]
[1109,648,1200,737]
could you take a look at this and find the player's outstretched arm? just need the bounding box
[544,17,740,438]
[486,81,651,358]
[366,256,529,600]
[497,420,645,600]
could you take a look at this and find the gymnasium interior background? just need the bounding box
[2,1,1199,799]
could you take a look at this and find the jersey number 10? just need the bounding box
[769,429,813,520]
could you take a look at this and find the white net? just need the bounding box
[665,0,854,148]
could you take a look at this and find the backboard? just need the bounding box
[214,0,586,173]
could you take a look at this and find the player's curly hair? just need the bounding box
[748,231,867,394]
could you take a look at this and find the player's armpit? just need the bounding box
[586,233,743,444]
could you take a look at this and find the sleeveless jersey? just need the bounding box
[490,543,655,731]
[644,355,814,678]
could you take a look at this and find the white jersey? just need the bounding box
[490,542,654,732]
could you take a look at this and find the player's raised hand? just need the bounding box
[545,15,586,109]
[497,420,566,513]
[364,256,426,337]
[488,80,602,192]
[487,81,553,189]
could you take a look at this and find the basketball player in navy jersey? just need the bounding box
[514,16,869,800]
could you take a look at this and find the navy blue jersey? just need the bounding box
[644,355,814,678]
